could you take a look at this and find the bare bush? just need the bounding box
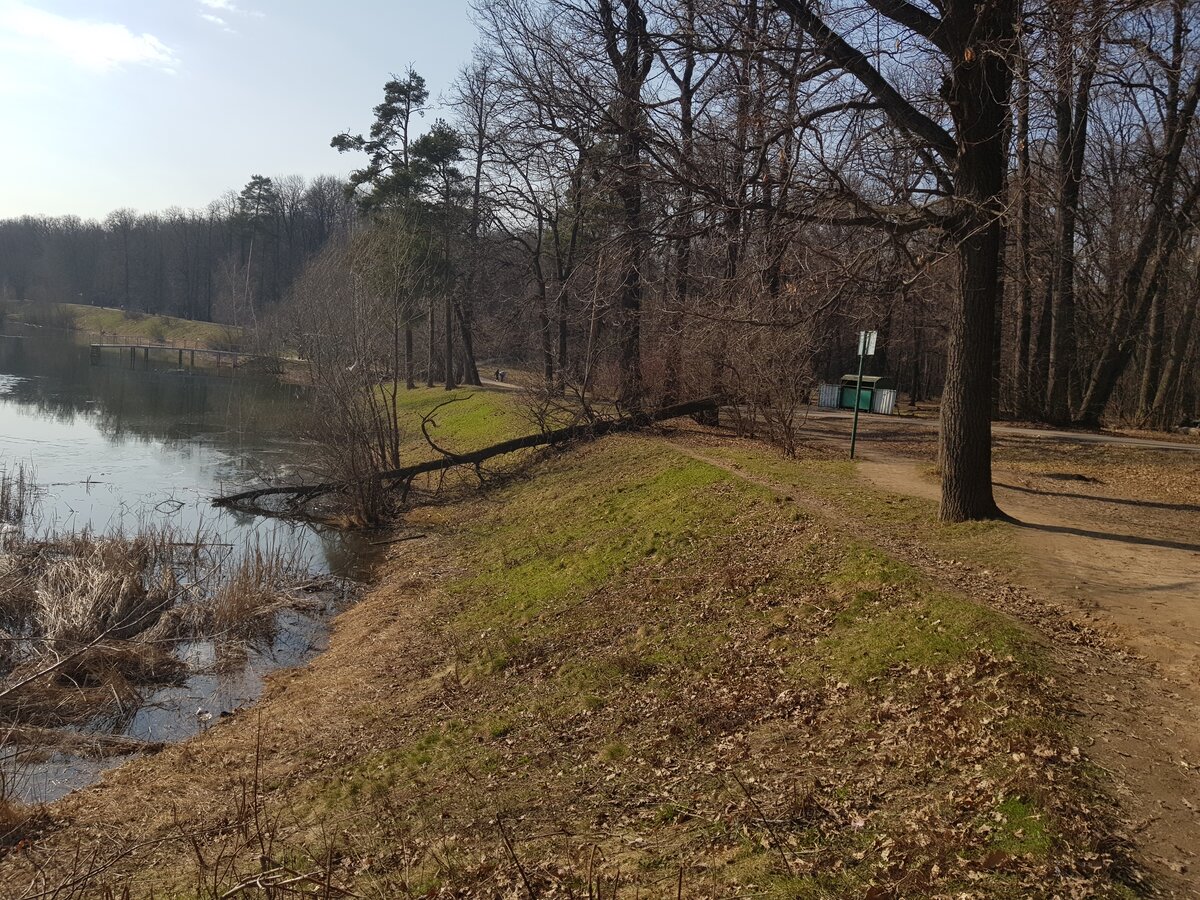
[273,235,428,525]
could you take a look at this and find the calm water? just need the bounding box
[0,325,372,802]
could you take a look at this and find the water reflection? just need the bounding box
[0,326,373,802]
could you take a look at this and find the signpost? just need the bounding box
[850,330,877,459]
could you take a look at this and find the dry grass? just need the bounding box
[207,540,310,645]
[0,503,323,754]
[0,799,29,854]
[0,464,36,530]
[33,538,171,646]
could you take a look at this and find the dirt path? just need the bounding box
[858,457,1200,683]
[806,409,1200,453]
[859,452,1200,895]
[670,434,1200,896]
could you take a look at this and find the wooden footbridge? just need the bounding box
[89,342,252,369]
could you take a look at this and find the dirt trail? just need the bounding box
[858,456,1200,684]
[671,434,1200,897]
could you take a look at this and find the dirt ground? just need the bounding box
[799,414,1200,896]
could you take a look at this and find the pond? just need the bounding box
[0,324,373,803]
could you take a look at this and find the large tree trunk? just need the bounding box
[1137,289,1165,423]
[662,4,696,407]
[426,297,435,388]
[941,221,1003,521]
[600,0,651,413]
[1150,290,1197,427]
[450,291,480,387]
[539,283,554,387]
[1150,256,1199,425]
[444,293,456,390]
[937,0,1015,522]
[774,0,1013,521]
[405,322,415,390]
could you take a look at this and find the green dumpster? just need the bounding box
[839,385,873,410]
[837,374,895,411]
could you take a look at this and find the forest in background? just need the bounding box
[2,1,1199,494]
[0,175,356,328]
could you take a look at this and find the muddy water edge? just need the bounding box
[0,324,377,803]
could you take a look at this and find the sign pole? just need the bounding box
[850,341,866,459]
[849,329,877,459]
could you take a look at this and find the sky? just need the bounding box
[0,0,480,219]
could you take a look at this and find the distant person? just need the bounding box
[494,369,501,381]
[499,370,507,383]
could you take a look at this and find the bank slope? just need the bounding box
[0,434,1133,898]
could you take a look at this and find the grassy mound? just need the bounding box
[0,435,1133,898]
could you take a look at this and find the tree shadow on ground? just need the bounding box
[1009,518,1200,554]
[996,482,1200,515]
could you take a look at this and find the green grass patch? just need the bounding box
[455,440,767,629]
[600,741,628,762]
[814,592,1030,684]
[703,444,1020,572]
[39,303,241,348]
[825,543,918,592]
[989,795,1052,857]
[384,388,529,463]
[318,721,494,807]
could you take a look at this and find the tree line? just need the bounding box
[0,174,355,326]
[287,0,1197,521]
[4,0,1197,523]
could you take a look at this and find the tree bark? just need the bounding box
[444,292,456,390]
[599,0,651,413]
[937,0,1014,521]
[405,323,415,389]
[426,296,436,388]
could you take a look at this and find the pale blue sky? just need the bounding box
[0,0,479,218]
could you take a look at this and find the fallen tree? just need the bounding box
[212,395,722,518]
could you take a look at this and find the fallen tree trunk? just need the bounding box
[212,395,721,513]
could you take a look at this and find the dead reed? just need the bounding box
[0,462,37,530]
[0,476,330,756]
